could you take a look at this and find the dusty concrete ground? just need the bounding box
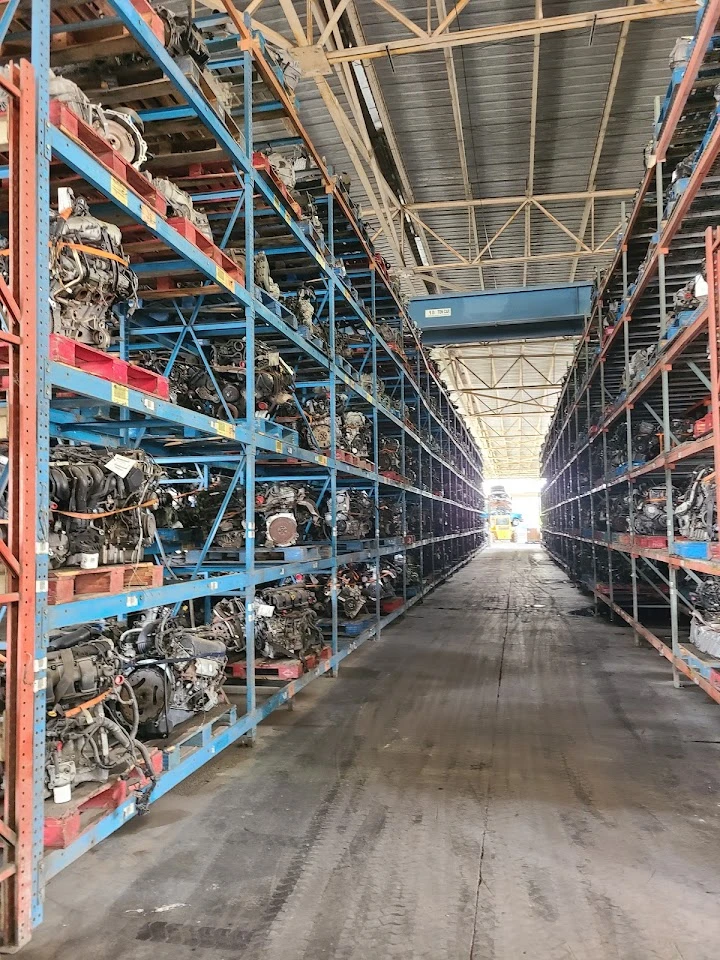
[26,546,720,959]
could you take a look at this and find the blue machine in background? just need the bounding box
[408,283,593,344]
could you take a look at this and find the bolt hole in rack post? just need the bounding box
[541,0,720,709]
[0,0,485,948]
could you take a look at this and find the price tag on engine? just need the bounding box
[111,383,129,406]
[215,266,234,292]
[211,419,235,439]
[140,204,157,229]
[110,177,128,205]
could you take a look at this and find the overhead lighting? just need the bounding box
[351,61,382,131]
[414,236,429,266]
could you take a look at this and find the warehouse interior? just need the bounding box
[3,0,720,956]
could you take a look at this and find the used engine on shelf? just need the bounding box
[48,446,162,569]
[675,467,716,540]
[120,610,227,738]
[329,490,374,540]
[631,482,672,535]
[378,437,401,473]
[50,188,138,350]
[177,475,246,550]
[45,624,157,804]
[48,71,148,170]
[255,483,320,547]
[379,498,403,538]
[623,346,657,392]
[689,578,720,658]
[332,567,368,620]
[159,6,210,65]
[255,582,324,659]
[302,391,339,449]
[152,177,213,242]
[209,584,323,659]
[343,410,372,458]
[137,340,295,419]
[286,284,319,337]
[301,392,371,456]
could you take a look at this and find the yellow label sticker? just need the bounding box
[111,383,129,406]
[215,266,234,291]
[140,204,157,229]
[317,454,328,466]
[275,440,283,453]
[213,420,235,439]
[110,177,128,205]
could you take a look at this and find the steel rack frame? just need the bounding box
[0,0,485,947]
[541,0,720,710]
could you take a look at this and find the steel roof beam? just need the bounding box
[568,0,634,281]
[322,1,697,62]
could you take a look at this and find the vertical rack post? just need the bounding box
[707,227,720,524]
[31,0,50,932]
[371,268,380,636]
[0,59,41,950]
[328,189,338,672]
[242,45,256,728]
[655,145,681,686]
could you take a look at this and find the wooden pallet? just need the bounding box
[44,748,163,850]
[226,647,331,682]
[50,100,168,216]
[50,100,245,290]
[48,561,162,605]
[50,334,170,399]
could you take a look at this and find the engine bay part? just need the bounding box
[135,340,296,420]
[45,624,156,804]
[152,177,213,242]
[50,188,138,349]
[119,610,227,738]
[675,468,716,541]
[48,446,162,568]
[330,490,374,540]
[255,483,321,547]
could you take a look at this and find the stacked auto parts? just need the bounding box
[48,447,163,569]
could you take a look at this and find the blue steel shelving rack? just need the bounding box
[541,1,720,707]
[0,0,485,947]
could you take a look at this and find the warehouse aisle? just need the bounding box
[28,546,720,960]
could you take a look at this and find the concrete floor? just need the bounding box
[26,545,720,959]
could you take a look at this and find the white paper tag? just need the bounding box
[105,454,137,478]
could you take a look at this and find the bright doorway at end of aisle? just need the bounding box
[483,478,545,543]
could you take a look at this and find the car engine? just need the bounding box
[48,447,163,568]
[255,483,321,547]
[136,339,295,420]
[330,490,374,540]
[50,188,138,349]
[675,467,716,540]
[208,584,323,659]
[255,583,324,659]
[120,610,227,738]
[45,624,156,804]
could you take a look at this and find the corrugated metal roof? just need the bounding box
[199,0,696,475]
